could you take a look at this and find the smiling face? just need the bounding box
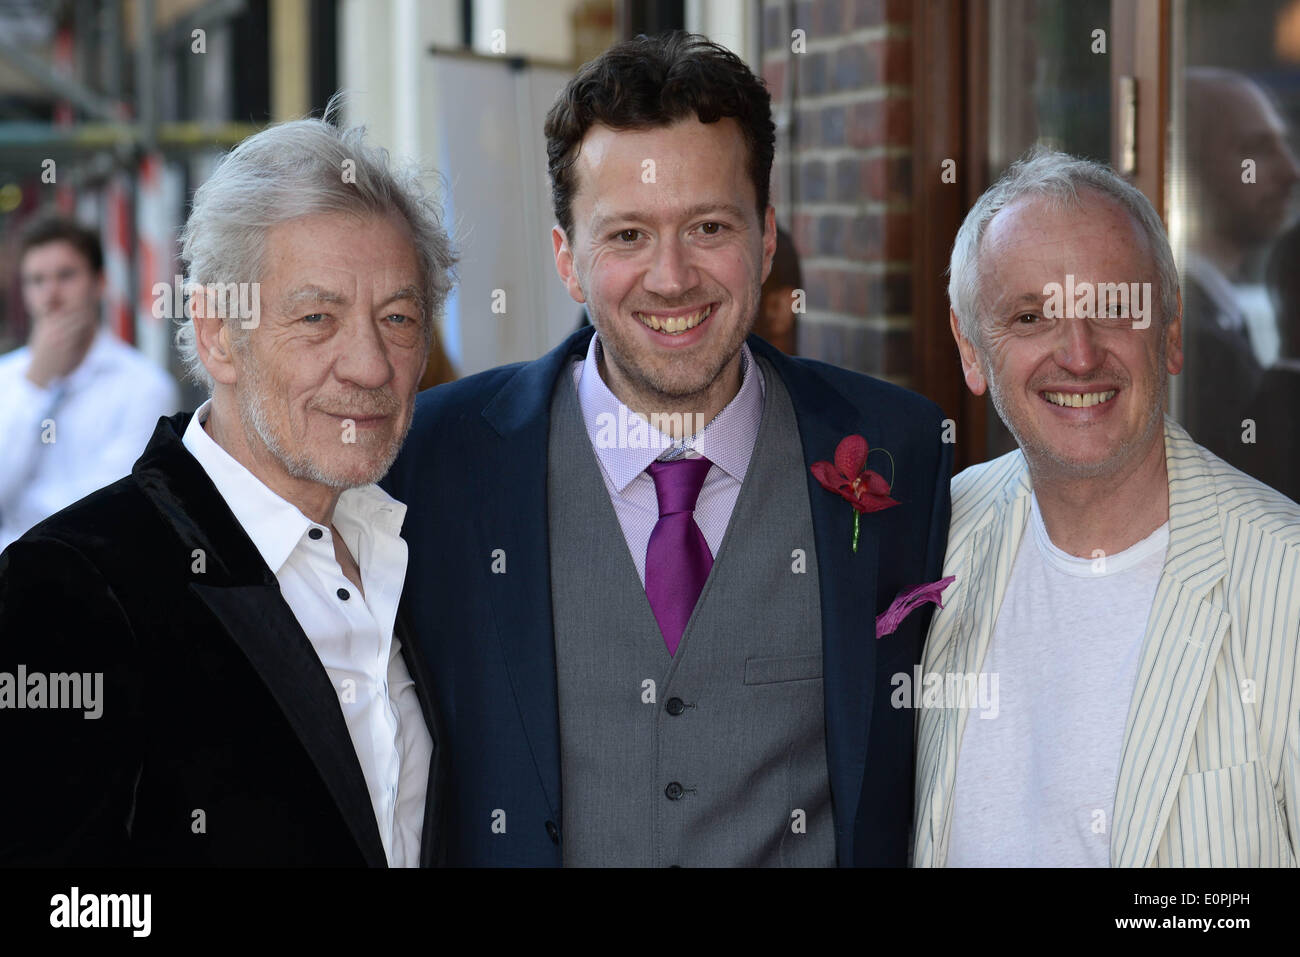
[210,210,428,494]
[552,116,776,416]
[952,190,1184,481]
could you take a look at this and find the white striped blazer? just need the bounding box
[913,418,1300,867]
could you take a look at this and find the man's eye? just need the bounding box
[616,229,641,243]
[301,314,325,323]
[1016,313,1039,324]
[699,222,724,235]
[386,314,413,324]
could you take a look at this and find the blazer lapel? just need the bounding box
[133,413,388,867]
[748,337,888,865]
[474,328,596,823]
[915,457,1032,865]
[191,583,389,866]
[1110,420,1230,868]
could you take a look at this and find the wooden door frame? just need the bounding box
[911,0,990,473]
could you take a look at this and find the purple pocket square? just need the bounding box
[875,576,956,639]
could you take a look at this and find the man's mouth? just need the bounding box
[1040,389,1118,408]
[634,304,714,336]
[320,410,393,423]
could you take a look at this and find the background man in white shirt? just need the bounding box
[0,107,455,867]
[913,148,1300,867]
[0,216,179,551]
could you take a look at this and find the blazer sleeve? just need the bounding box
[0,534,144,865]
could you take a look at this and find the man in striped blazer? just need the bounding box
[913,148,1300,867]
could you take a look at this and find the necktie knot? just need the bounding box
[647,456,713,517]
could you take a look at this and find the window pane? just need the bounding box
[1169,0,1300,500]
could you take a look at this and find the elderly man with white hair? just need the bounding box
[0,109,456,866]
[913,148,1300,868]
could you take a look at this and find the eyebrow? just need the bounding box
[997,292,1046,312]
[279,283,424,313]
[590,202,751,234]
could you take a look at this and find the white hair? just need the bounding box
[947,146,1179,343]
[175,95,456,389]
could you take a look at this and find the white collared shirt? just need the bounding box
[182,399,431,867]
[0,327,179,551]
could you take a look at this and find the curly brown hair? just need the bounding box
[544,31,775,238]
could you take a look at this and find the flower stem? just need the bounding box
[852,511,860,553]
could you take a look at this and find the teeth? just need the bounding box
[1043,390,1117,408]
[637,305,712,335]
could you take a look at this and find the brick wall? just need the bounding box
[760,0,915,385]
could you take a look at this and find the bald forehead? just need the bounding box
[982,188,1152,262]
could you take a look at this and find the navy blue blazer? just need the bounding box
[383,327,953,866]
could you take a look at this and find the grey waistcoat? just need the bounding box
[547,356,835,867]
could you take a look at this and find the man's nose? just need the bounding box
[1053,316,1106,374]
[334,316,395,389]
[642,236,697,300]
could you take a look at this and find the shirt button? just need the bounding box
[545,820,560,844]
[665,697,685,716]
[665,782,684,801]
[337,587,350,601]
[308,527,323,540]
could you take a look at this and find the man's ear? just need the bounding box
[760,205,777,285]
[951,308,988,396]
[1164,288,1184,376]
[190,286,239,386]
[552,225,587,305]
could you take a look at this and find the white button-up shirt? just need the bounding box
[0,327,180,551]
[182,399,431,867]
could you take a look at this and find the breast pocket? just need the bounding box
[744,653,823,685]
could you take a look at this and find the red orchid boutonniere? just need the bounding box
[811,434,957,640]
[810,434,899,553]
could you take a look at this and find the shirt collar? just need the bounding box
[181,398,406,575]
[573,331,765,493]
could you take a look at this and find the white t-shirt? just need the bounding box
[947,494,1168,867]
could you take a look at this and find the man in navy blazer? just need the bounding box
[384,32,952,866]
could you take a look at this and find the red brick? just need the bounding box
[848,100,883,149]
[852,0,885,29]
[762,59,786,96]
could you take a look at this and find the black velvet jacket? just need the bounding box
[0,412,446,866]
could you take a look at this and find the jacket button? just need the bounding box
[665,782,684,801]
[545,820,559,844]
[665,697,685,715]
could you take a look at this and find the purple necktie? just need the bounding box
[645,456,714,656]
